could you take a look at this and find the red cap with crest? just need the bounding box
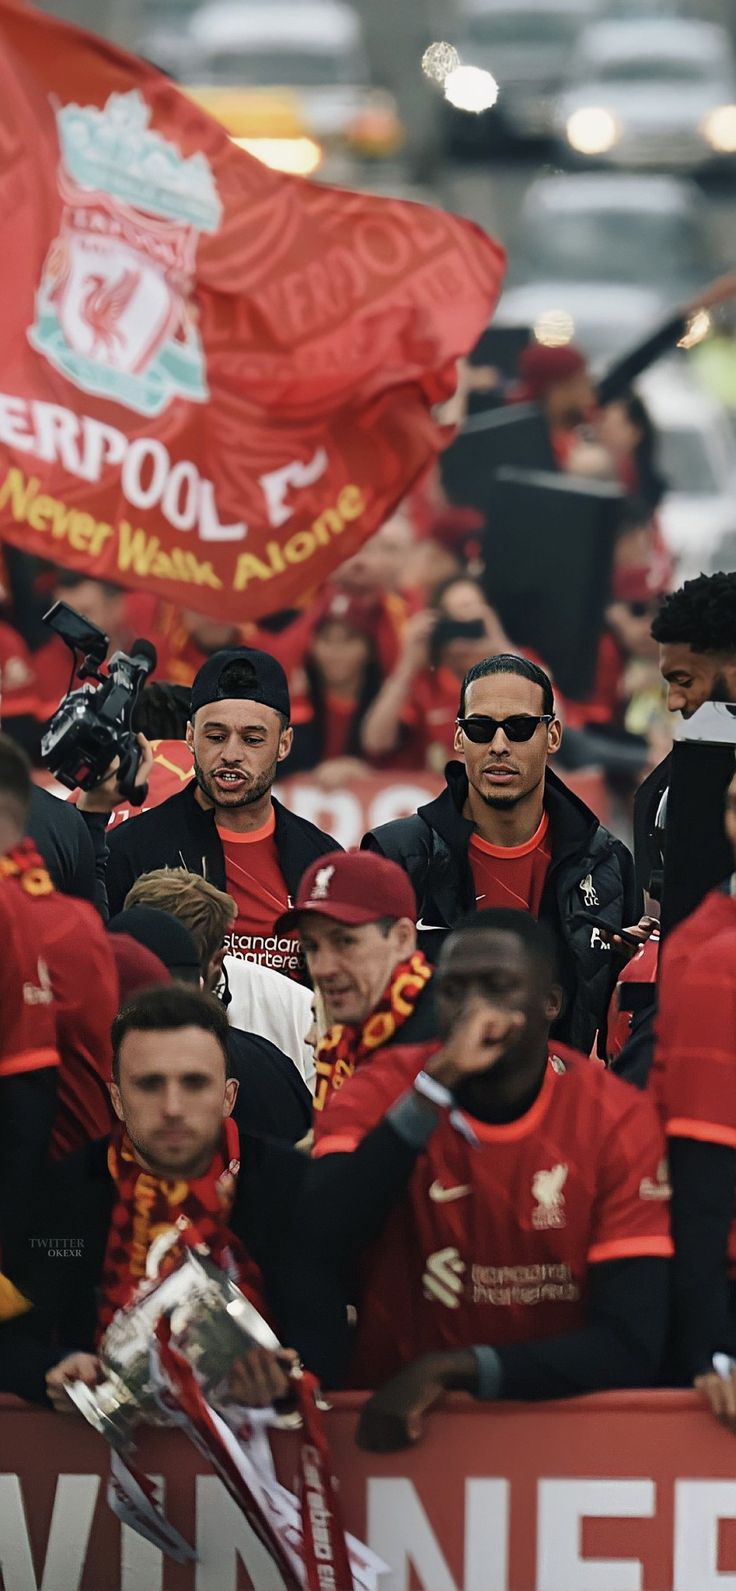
[274,849,417,932]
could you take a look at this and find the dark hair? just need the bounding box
[111,983,231,1082]
[459,653,555,717]
[0,732,31,812]
[444,906,560,981]
[617,493,654,537]
[613,389,666,511]
[213,659,289,732]
[650,572,736,655]
[288,630,381,774]
[132,682,191,740]
[53,569,123,598]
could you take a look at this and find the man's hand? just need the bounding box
[398,611,435,677]
[77,733,154,815]
[314,757,370,792]
[357,1352,476,1452]
[46,1352,101,1414]
[425,998,525,1092]
[695,1364,736,1433]
[229,1345,299,1408]
[608,915,659,959]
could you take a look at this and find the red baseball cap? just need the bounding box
[274,849,417,933]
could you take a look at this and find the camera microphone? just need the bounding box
[130,639,158,675]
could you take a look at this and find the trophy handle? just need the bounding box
[65,1376,135,1454]
[146,1225,182,1279]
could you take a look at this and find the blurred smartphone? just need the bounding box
[573,915,643,948]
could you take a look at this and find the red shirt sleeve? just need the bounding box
[588,1086,673,1264]
[0,893,58,1079]
[41,898,117,1158]
[312,1043,438,1156]
[658,939,736,1149]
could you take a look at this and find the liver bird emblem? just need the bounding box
[310,865,335,902]
[532,1163,568,1227]
[80,267,140,357]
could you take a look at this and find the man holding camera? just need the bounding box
[101,648,338,969]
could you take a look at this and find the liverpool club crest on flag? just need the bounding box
[30,91,220,416]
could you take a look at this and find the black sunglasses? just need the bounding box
[456,714,554,744]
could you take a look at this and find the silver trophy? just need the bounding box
[67,1224,281,1451]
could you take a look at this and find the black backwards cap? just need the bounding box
[190,647,291,720]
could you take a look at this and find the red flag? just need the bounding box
[0,0,505,621]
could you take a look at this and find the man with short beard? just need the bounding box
[104,649,338,971]
[651,572,736,720]
[364,653,645,1056]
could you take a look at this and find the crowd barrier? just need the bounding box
[2,1390,736,1591]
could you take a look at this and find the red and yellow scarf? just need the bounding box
[313,950,432,1112]
[98,1118,268,1341]
[0,838,53,895]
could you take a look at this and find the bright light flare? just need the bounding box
[701,104,736,152]
[566,106,619,155]
[422,42,460,86]
[534,309,576,348]
[678,308,712,350]
[231,136,322,175]
[444,64,499,114]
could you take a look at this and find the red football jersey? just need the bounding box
[217,809,300,975]
[653,889,736,1262]
[0,879,58,1081]
[30,893,118,1158]
[469,813,552,917]
[313,1042,672,1388]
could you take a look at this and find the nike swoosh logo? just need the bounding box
[430,1181,471,1204]
[416,918,447,932]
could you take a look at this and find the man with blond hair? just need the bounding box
[123,868,314,1088]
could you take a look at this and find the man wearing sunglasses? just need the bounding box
[363,653,641,1057]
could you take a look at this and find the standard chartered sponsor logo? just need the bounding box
[422,1247,466,1309]
[471,1262,579,1308]
[224,930,300,971]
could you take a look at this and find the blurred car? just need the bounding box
[138,0,204,76]
[638,368,736,580]
[445,0,598,154]
[493,282,671,368]
[600,0,687,12]
[180,1,403,174]
[512,173,718,301]
[556,18,736,171]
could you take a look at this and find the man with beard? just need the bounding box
[308,911,672,1449]
[651,572,736,719]
[104,649,338,971]
[633,571,736,905]
[364,653,646,1056]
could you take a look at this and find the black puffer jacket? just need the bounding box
[363,762,640,1056]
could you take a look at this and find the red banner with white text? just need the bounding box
[4,1391,736,1590]
[0,0,504,622]
[0,0,508,620]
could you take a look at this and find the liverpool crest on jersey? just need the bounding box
[29,91,222,416]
